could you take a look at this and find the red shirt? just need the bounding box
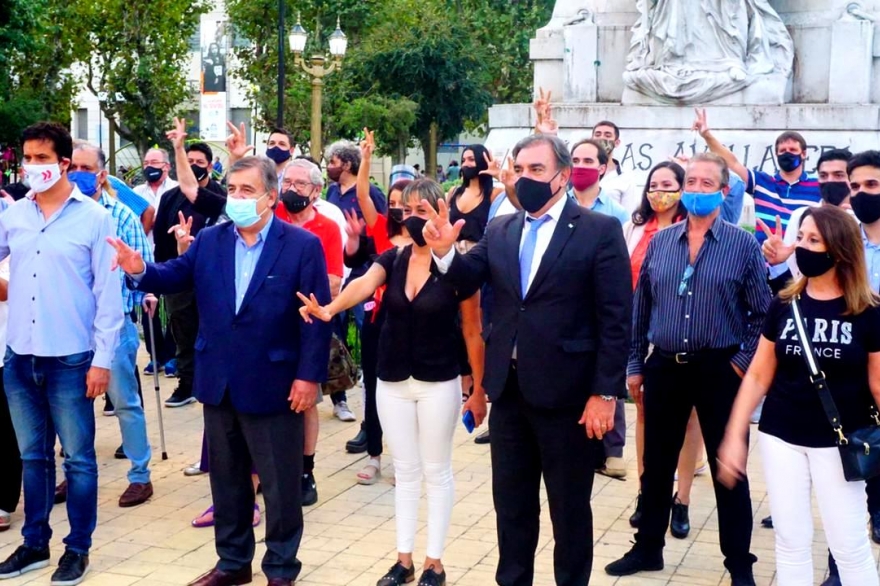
[367,213,394,255]
[275,206,343,277]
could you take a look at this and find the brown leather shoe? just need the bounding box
[267,579,293,586]
[118,482,153,507]
[187,566,253,586]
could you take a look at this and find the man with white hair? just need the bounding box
[68,142,155,508]
[277,158,343,507]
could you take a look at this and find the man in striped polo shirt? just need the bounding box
[693,109,821,288]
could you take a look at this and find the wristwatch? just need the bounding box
[599,395,616,402]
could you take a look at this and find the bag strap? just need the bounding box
[791,296,849,444]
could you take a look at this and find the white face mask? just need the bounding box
[23,163,63,193]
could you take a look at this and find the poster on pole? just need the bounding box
[199,17,228,140]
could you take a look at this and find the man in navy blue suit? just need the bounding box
[109,156,332,586]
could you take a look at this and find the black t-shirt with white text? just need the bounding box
[760,294,880,448]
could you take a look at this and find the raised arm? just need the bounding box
[167,117,199,204]
[693,108,749,184]
[357,129,380,228]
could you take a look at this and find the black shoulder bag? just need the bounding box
[791,295,880,481]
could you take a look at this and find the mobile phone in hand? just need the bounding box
[462,410,475,434]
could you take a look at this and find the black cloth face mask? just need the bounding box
[851,192,880,225]
[795,246,835,278]
[819,182,850,207]
[777,152,802,173]
[403,216,428,247]
[515,170,562,214]
[281,190,311,214]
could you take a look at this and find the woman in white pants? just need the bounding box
[299,179,486,586]
[718,205,880,586]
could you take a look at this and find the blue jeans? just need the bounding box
[4,349,97,554]
[107,320,151,483]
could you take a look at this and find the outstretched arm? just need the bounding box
[357,129,380,228]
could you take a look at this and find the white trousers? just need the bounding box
[759,432,879,586]
[376,376,460,559]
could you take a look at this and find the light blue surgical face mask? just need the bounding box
[225,192,269,228]
[680,190,723,217]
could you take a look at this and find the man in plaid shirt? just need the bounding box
[69,142,155,508]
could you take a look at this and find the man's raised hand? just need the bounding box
[225,121,255,161]
[421,198,464,257]
[107,237,146,275]
[692,108,711,138]
[166,117,188,151]
[757,215,795,265]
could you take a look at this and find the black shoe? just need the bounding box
[301,473,318,507]
[474,430,490,445]
[346,423,368,454]
[729,567,756,586]
[605,545,664,576]
[871,510,880,544]
[50,550,89,586]
[417,565,446,586]
[0,545,50,579]
[629,492,643,528]
[821,575,842,586]
[670,492,690,539]
[114,445,126,459]
[376,561,415,586]
[165,387,196,408]
[54,481,68,505]
[102,397,115,417]
[761,515,773,528]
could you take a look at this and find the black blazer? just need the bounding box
[445,198,632,410]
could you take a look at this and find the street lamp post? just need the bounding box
[289,15,347,162]
[276,0,286,129]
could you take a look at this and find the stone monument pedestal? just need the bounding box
[488,0,880,183]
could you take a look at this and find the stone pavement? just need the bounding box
[1,354,878,586]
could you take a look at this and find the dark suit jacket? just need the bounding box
[135,219,332,415]
[445,198,632,410]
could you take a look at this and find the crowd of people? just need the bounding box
[0,94,877,586]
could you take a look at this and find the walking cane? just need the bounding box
[146,300,168,460]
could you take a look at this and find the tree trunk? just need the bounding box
[395,136,407,166]
[426,121,438,180]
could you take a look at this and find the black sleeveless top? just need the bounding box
[449,190,491,243]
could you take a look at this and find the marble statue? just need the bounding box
[624,0,795,104]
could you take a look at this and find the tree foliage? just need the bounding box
[69,0,210,157]
[0,0,77,148]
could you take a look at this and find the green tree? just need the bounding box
[335,96,418,163]
[70,0,210,157]
[355,0,492,176]
[0,0,77,149]
[226,0,383,149]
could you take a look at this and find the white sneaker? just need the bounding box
[0,509,10,532]
[333,401,356,422]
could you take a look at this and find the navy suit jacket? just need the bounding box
[444,198,632,410]
[134,219,332,415]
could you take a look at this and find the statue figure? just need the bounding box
[624,0,794,104]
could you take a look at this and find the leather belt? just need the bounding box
[654,346,738,365]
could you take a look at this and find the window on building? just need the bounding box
[76,109,89,140]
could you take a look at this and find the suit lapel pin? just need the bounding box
[568,223,574,229]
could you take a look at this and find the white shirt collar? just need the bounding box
[525,192,568,224]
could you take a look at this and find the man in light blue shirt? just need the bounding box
[0,122,123,584]
[70,142,154,510]
[567,139,629,225]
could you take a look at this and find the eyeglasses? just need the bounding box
[281,180,313,192]
[678,265,694,297]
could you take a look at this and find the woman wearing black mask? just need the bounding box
[719,205,880,586]
[447,144,505,253]
[299,179,486,586]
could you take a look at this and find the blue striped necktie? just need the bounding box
[519,215,551,297]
